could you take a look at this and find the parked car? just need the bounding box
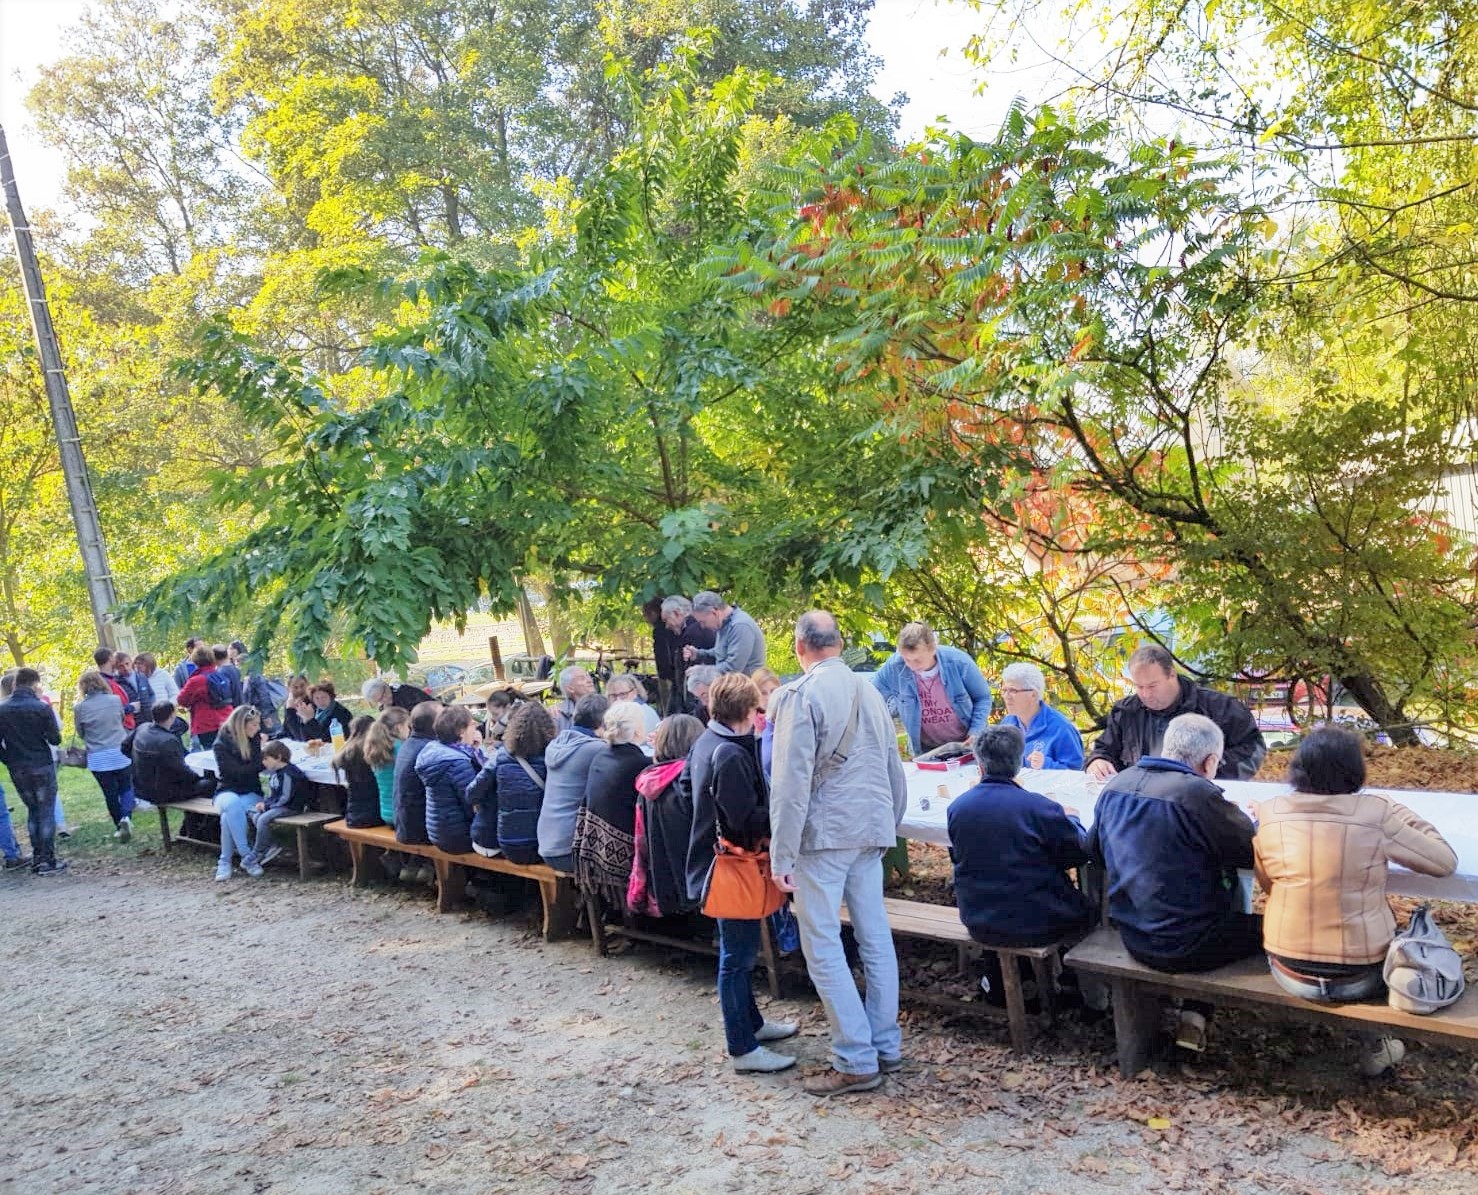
[406,663,468,703]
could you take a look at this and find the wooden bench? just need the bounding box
[323,821,580,942]
[586,903,783,1000]
[1065,927,1478,1076]
[154,798,338,881]
[844,896,1065,1052]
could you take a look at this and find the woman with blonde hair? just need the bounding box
[212,704,266,880]
[74,669,135,842]
[573,703,651,908]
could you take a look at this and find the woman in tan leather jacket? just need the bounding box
[1254,725,1456,1075]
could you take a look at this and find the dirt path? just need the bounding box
[3,859,1475,1194]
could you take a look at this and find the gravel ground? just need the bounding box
[4,854,1477,1194]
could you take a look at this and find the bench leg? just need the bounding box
[1110,979,1159,1077]
[759,917,781,1000]
[434,859,464,913]
[1031,955,1056,1029]
[586,892,608,956]
[998,951,1033,1053]
[158,806,172,852]
[296,827,311,882]
[538,878,580,941]
[348,841,368,888]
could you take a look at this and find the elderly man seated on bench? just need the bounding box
[1087,712,1259,1054]
[948,724,1097,1008]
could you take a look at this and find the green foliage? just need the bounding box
[129,54,921,671]
[741,106,1478,733]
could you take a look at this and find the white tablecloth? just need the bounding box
[185,740,343,788]
[899,762,1478,902]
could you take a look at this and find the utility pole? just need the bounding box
[0,123,132,652]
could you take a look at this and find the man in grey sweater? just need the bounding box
[768,610,907,1096]
[684,591,766,676]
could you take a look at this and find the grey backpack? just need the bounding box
[1384,906,1466,1015]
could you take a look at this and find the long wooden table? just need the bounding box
[899,762,1478,901]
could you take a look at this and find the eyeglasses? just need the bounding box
[1000,688,1036,697]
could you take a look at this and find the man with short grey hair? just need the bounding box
[1088,712,1259,1053]
[769,610,907,1096]
[683,591,766,676]
[552,666,596,733]
[683,665,718,720]
[660,595,716,714]
[362,675,433,713]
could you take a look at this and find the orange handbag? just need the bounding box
[702,837,786,921]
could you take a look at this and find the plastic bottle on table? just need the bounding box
[330,719,345,751]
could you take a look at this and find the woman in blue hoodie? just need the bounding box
[415,704,484,855]
[467,702,556,863]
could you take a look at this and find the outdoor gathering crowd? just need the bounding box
[0,591,1461,1090]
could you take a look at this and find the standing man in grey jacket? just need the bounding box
[769,610,908,1096]
[684,591,766,676]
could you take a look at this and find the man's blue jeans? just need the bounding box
[215,791,255,865]
[0,780,21,860]
[792,846,902,1074]
[716,918,765,1056]
[10,765,58,865]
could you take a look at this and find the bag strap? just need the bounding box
[707,740,748,847]
[514,754,546,791]
[811,674,864,791]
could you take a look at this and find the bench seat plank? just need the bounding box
[842,896,1064,1051]
[323,820,578,941]
[1066,927,1478,1074]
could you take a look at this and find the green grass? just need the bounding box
[1,762,158,861]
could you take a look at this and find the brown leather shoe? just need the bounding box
[802,1068,882,1096]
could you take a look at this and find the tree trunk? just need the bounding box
[1337,672,1420,746]
[516,587,546,657]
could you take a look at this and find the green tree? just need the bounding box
[735,107,1478,736]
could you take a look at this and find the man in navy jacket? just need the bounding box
[1087,711,1259,1052]
[947,724,1091,948]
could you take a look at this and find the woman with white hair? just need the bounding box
[572,703,650,909]
[997,662,1084,771]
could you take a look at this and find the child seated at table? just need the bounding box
[335,715,384,828]
[250,741,309,866]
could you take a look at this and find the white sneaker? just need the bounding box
[115,816,132,843]
[242,858,265,878]
[214,862,232,882]
[1361,1037,1406,1077]
[755,1020,799,1043]
[132,799,155,813]
[732,1046,797,1074]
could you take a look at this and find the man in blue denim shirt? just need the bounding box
[870,621,992,757]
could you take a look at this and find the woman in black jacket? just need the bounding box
[212,705,266,881]
[688,674,797,1075]
[334,715,383,828]
[307,681,354,742]
[572,703,651,909]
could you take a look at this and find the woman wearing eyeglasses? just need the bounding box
[997,662,1084,771]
